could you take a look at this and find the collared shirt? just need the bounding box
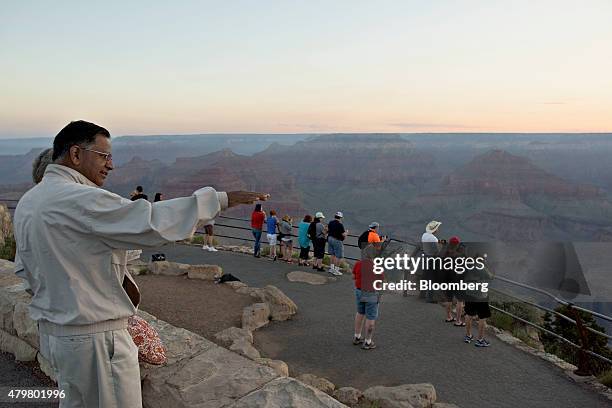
[13,164,227,332]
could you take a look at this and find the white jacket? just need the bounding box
[13,164,227,335]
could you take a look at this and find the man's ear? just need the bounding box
[68,145,81,166]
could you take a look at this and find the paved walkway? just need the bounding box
[146,244,610,408]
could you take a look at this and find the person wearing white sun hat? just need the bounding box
[421,220,444,303]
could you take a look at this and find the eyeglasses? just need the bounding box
[77,146,113,162]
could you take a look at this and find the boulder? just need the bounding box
[236,286,263,297]
[0,329,37,361]
[287,271,329,285]
[141,344,278,408]
[214,327,253,346]
[148,261,190,276]
[0,259,17,276]
[187,264,223,281]
[229,377,348,408]
[297,373,336,395]
[362,384,436,408]
[0,287,30,335]
[333,387,363,406]
[229,338,261,360]
[13,301,38,349]
[255,358,289,377]
[241,303,270,331]
[258,285,297,321]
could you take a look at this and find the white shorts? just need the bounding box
[267,233,277,245]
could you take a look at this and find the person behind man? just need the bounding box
[309,212,327,272]
[154,192,164,202]
[251,203,266,258]
[15,148,56,295]
[13,120,268,408]
[130,185,148,201]
[327,211,347,276]
[32,148,54,184]
[297,214,312,266]
[420,220,443,303]
[352,244,383,350]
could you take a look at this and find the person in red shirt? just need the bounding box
[251,204,266,258]
[352,246,383,350]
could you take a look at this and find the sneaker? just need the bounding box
[464,335,473,344]
[330,269,342,276]
[352,336,363,345]
[362,341,377,350]
[208,247,218,252]
[202,245,210,251]
[475,338,490,347]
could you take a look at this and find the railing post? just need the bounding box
[567,304,592,376]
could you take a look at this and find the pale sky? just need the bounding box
[1,0,611,138]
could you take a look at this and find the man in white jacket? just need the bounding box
[13,120,268,408]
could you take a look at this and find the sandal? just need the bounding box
[454,321,466,327]
[445,318,455,323]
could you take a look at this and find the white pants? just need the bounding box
[46,329,142,408]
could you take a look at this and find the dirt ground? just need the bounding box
[134,275,254,340]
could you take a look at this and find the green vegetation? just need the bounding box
[541,305,612,379]
[190,235,219,246]
[598,368,612,388]
[488,294,612,386]
[0,236,16,261]
[488,296,544,349]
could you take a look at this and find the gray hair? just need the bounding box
[32,148,54,184]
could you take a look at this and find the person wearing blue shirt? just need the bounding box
[266,210,279,260]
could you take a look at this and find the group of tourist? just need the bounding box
[250,206,359,276]
[350,220,493,351]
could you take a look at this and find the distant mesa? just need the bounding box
[441,149,602,198]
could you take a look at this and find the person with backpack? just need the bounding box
[358,222,386,249]
[309,212,327,272]
[327,211,347,276]
[279,215,294,263]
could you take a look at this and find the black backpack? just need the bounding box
[358,230,370,249]
[307,222,318,241]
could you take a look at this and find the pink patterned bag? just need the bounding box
[127,315,167,365]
